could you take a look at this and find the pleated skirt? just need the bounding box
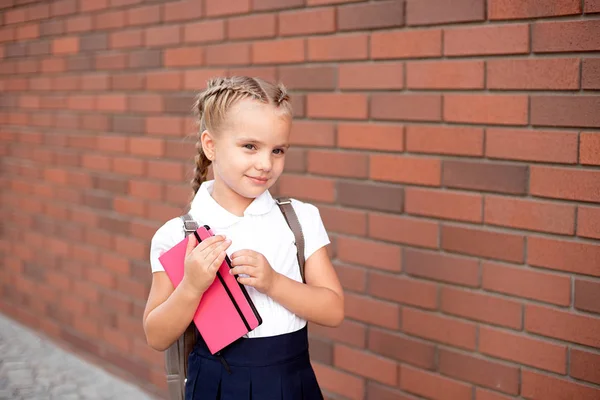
[185,325,323,400]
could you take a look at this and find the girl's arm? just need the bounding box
[268,247,345,327]
[142,273,203,351]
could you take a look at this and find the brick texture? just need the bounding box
[1,1,599,400]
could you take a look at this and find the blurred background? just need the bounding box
[1,0,599,399]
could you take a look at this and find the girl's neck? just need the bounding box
[210,179,254,217]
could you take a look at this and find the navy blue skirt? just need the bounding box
[185,325,323,400]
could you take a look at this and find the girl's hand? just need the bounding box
[182,234,231,296]
[229,250,280,295]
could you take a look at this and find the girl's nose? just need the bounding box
[257,153,272,171]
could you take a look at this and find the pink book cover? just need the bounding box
[158,225,262,354]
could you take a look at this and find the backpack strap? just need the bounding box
[165,213,198,400]
[276,197,306,283]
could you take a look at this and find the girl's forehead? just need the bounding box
[225,100,291,141]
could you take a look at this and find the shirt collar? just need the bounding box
[189,180,275,229]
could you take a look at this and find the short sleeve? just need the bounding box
[292,200,330,261]
[149,217,184,273]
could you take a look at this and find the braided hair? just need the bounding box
[191,76,292,197]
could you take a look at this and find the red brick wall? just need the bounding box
[1,0,600,399]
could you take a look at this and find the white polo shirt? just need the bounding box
[149,180,330,338]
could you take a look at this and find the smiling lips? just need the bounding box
[247,176,269,184]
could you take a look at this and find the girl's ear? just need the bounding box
[200,130,216,161]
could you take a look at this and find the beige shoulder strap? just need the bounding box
[276,198,306,283]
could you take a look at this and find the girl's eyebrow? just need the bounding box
[237,137,290,148]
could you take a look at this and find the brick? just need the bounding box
[253,38,304,64]
[313,363,364,400]
[279,7,335,36]
[522,369,600,400]
[400,365,472,400]
[369,272,437,309]
[371,29,441,59]
[486,128,578,164]
[530,166,600,203]
[146,71,183,91]
[443,160,527,195]
[334,345,397,385]
[369,328,435,370]
[52,37,78,54]
[490,0,581,19]
[337,181,403,213]
[94,10,126,30]
[581,132,600,166]
[308,0,362,4]
[205,0,250,16]
[527,237,600,276]
[586,0,600,12]
[311,320,366,348]
[533,20,600,53]
[441,286,522,329]
[444,94,527,125]
[526,304,600,348]
[205,43,250,66]
[334,262,366,292]
[278,175,335,203]
[570,348,600,385]
[228,13,276,39]
[338,0,404,31]
[163,47,203,67]
[146,116,184,137]
[406,188,482,223]
[307,150,367,178]
[405,249,479,287]
[308,34,368,61]
[442,225,525,263]
[51,0,77,17]
[483,262,571,306]
[319,205,366,236]
[367,382,414,400]
[80,0,108,12]
[488,58,579,90]
[146,160,184,182]
[345,293,400,329]
[128,94,163,113]
[253,0,303,10]
[407,60,483,89]
[476,388,515,400]
[184,68,227,90]
[279,66,336,90]
[583,59,600,89]
[368,213,437,249]
[338,123,403,152]
[184,20,225,44]
[409,0,484,25]
[307,93,367,120]
[339,62,404,90]
[444,24,529,56]
[439,349,519,395]
[112,157,144,176]
[16,23,39,40]
[369,155,440,186]
[484,196,575,235]
[402,308,476,350]
[66,15,92,33]
[532,96,600,128]
[144,25,181,47]
[337,236,400,273]
[406,125,483,156]
[164,0,202,22]
[575,279,600,314]
[125,5,160,26]
[109,29,143,49]
[308,336,332,365]
[289,121,335,147]
[371,94,442,122]
[578,205,600,239]
[41,57,65,73]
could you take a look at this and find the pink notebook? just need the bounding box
[158,225,262,354]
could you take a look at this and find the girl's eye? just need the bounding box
[273,148,285,155]
[243,144,255,150]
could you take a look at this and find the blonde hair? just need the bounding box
[191,76,292,196]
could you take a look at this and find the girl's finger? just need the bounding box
[208,251,227,274]
[185,233,197,257]
[229,265,255,276]
[230,255,255,267]
[237,276,258,287]
[191,235,224,256]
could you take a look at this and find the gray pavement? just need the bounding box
[0,313,155,400]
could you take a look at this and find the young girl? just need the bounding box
[143,76,345,400]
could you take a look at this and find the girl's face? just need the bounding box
[203,98,292,201]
